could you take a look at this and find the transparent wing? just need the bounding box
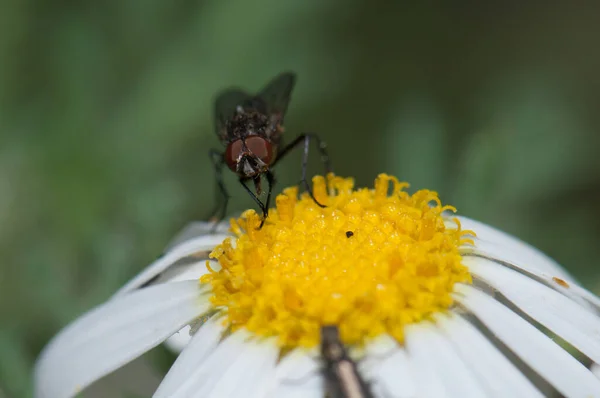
[213,72,296,140]
[257,72,296,116]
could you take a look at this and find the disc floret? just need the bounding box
[201,174,473,348]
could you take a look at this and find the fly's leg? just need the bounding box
[259,170,275,228]
[208,149,229,225]
[239,177,268,227]
[272,133,331,207]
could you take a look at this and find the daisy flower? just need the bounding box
[35,174,600,398]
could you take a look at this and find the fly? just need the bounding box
[321,326,374,398]
[209,72,331,227]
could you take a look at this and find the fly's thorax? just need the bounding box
[227,110,270,139]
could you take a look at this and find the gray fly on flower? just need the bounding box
[35,175,600,398]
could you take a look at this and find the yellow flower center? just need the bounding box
[201,174,473,348]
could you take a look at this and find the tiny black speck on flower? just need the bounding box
[345,231,354,238]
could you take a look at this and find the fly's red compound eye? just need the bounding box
[245,135,274,165]
[224,139,243,171]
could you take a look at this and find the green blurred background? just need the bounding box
[1,1,600,397]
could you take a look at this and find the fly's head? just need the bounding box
[224,112,276,194]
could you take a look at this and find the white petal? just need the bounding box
[464,252,600,312]
[437,313,543,398]
[34,281,206,398]
[154,316,224,397]
[153,259,220,285]
[362,337,416,398]
[164,221,230,252]
[568,284,600,312]
[592,363,600,380]
[246,347,281,398]
[268,381,323,398]
[455,284,600,397]
[467,256,600,363]
[403,328,447,398]
[362,334,398,358]
[157,258,222,353]
[164,325,193,353]
[267,377,323,398]
[154,330,252,397]
[405,323,487,398]
[455,214,599,311]
[206,338,279,398]
[267,349,323,398]
[164,309,222,354]
[151,263,217,290]
[273,348,321,383]
[453,215,573,280]
[115,233,228,296]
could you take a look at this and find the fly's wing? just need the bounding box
[214,89,252,142]
[257,72,296,119]
[214,73,296,143]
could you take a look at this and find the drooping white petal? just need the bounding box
[154,315,224,397]
[156,253,223,352]
[266,349,323,398]
[163,325,193,354]
[206,338,279,398]
[405,323,487,398]
[455,284,600,397]
[34,281,207,398]
[467,256,600,364]
[160,261,219,355]
[164,221,230,252]
[436,313,543,398]
[115,233,228,296]
[361,336,416,398]
[153,259,220,285]
[452,215,572,280]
